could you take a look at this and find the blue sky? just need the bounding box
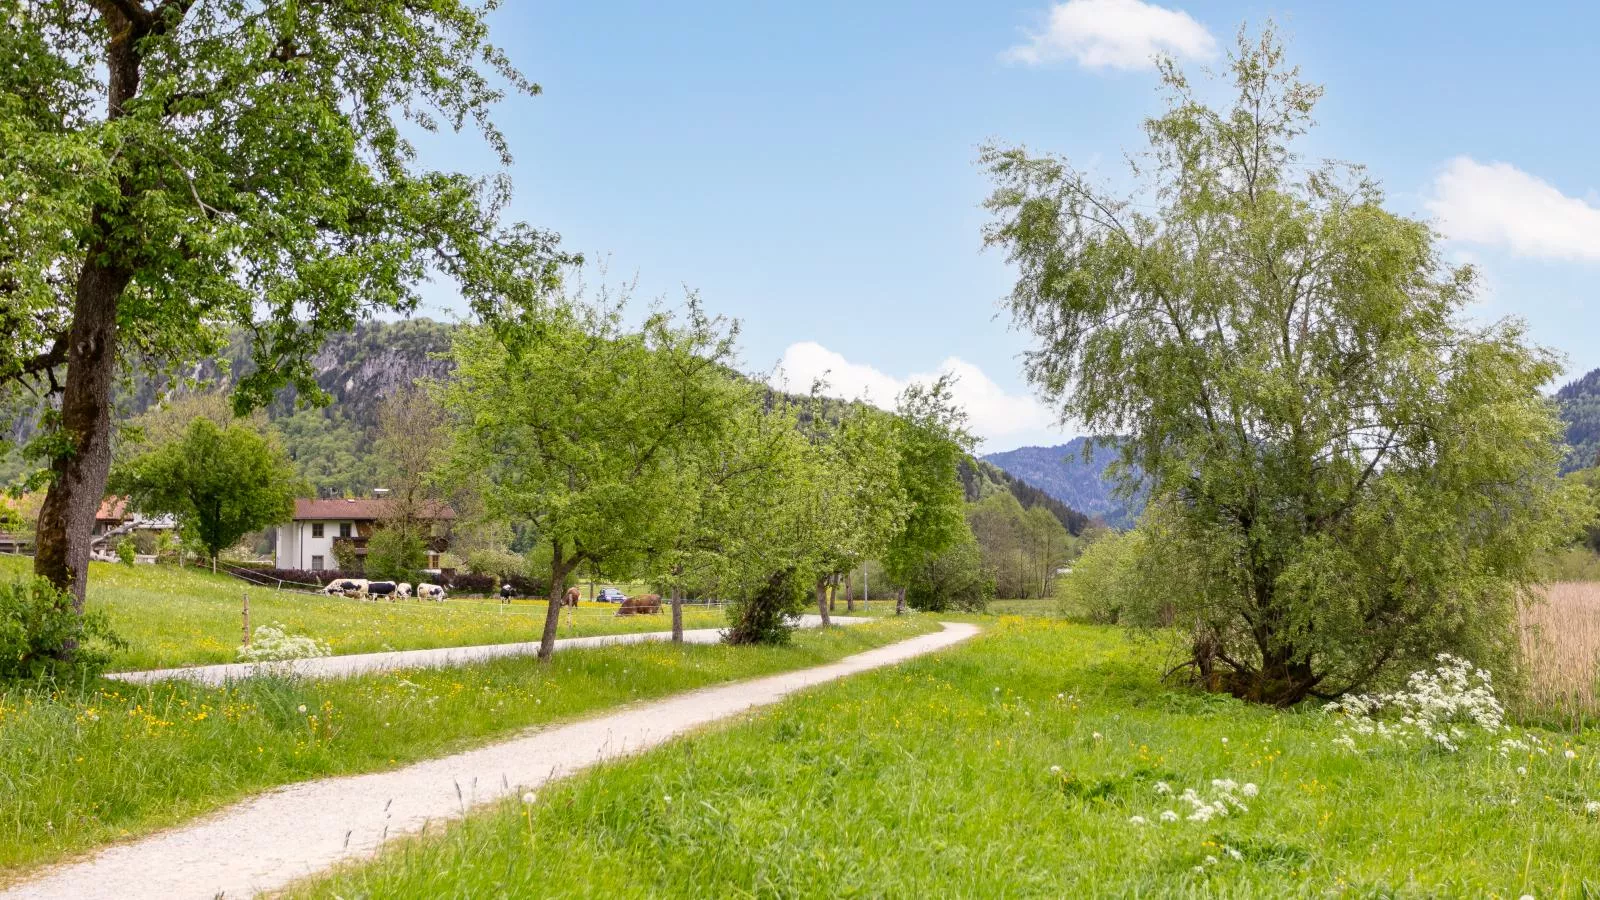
[415,0,1600,451]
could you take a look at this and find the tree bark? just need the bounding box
[671,584,684,643]
[34,262,129,610]
[815,575,831,626]
[33,6,146,613]
[895,585,906,616]
[845,571,854,612]
[539,537,574,661]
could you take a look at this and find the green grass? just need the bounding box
[290,617,1600,898]
[0,616,935,878]
[0,557,727,670]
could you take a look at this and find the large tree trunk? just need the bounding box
[845,572,854,612]
[814,575,831,626]
[34,263,128,610]
[671,584,684,643]
[33,7,145,614]
[895,586,906,616]
[539,538,574,661]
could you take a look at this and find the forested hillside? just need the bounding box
[1557,367,1600,473]
[2,319,455,496]
[982,437,1142,528]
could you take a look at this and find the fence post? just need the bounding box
[242,591,251,647]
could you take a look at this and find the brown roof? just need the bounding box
[291,498,456,521]
[96,496,128,522]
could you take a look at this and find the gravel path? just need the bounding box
[111,614,864,686]
[7,621,978,900]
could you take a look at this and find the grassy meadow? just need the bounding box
[0,616,935,878]
[0,556,727,670]
[289,615,1600,898]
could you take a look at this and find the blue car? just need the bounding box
[596,588,627,603]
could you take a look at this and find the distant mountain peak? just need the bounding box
[982,437,1142,529]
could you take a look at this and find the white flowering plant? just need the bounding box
[1325,654,1504,752]
[237,623,334,662]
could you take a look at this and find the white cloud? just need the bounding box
[1427,157,1600,262]
[776,342,1063,448]
[1002,0,1217,71]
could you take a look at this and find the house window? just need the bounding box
[311,555,325,571]
[339,523,352,539]
[311,523,324,538]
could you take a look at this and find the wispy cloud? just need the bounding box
[776,342,1062,448]
[1002,0,1217,71]
[1427,157,1600,263]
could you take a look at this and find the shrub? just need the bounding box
[115,538,137,566]
[447,573,497,595]
[237,623,334,662]
[0,578,125,683]
[504,573,549,597]
[365,528,426,583]
[726,568,806,645]
[331,537,362,573]
[466,548,526,579]
[906,537,994,612]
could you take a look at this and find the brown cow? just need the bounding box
[615,593,662,616]
[563,586,580,608]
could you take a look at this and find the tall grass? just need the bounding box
[287,618,1599,898]
[1519,582,1600,728]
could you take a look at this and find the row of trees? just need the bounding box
[439,286,978,657]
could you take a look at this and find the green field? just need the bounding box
[0,616,935,878]
[289,616,1600,898]
[0,557,727,670]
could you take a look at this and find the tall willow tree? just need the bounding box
[0,2,561,613]
[983,29,1581,704]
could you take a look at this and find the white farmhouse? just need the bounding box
[274,497,456,572]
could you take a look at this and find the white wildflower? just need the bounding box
[1050,765,1062,774]
[1240,783,1258,798]
[1128,815,1148,826]
[1204,855,1219,866]
[521,792,536,804]
[663,795,672,804]
[1153,781,1172,795]
[1224,846,1243,862]
[1517,766,1528,776]
[1584,800,1600,815]
[237,623,333,662]
[1564,749,1577,760]
[297,704,307,714]
[1159,810,1179,823]
[1092,732,1103,741]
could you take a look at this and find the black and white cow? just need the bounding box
[416,582,447,602]
[365,581,400,601]
[324,578,368,597]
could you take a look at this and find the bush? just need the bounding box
[504,573,550,597]
[466,548,526,579]
[447,573,497,595]
[365,528,427,583]
[726,568,806,645]
[331,538,362,573]
[0,578,125,683]
[115,538,137,566]
[230,568,354,589]
[906,537,994,613]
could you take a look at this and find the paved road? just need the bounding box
[5,621,979,900]
[111,614,868,687]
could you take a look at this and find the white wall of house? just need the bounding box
[274,520,356,570]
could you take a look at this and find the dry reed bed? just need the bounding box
[1518,582,1600,725]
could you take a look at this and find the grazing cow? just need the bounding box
[615,593,662,616]
[366,581,400,601]
[499,583,515,604]
[417,583,446,602]
[325,578,368,597]
[564,586,580,608]
[396,583,412,599]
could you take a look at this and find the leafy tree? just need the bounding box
[905,533,993,612]
[364,528,426,584]
[440,288,738,659]
[983,29,1583,703]
[882,377,977,614]
[109,418,297,571]
[798,397,907,625]
[0,2,562,617]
